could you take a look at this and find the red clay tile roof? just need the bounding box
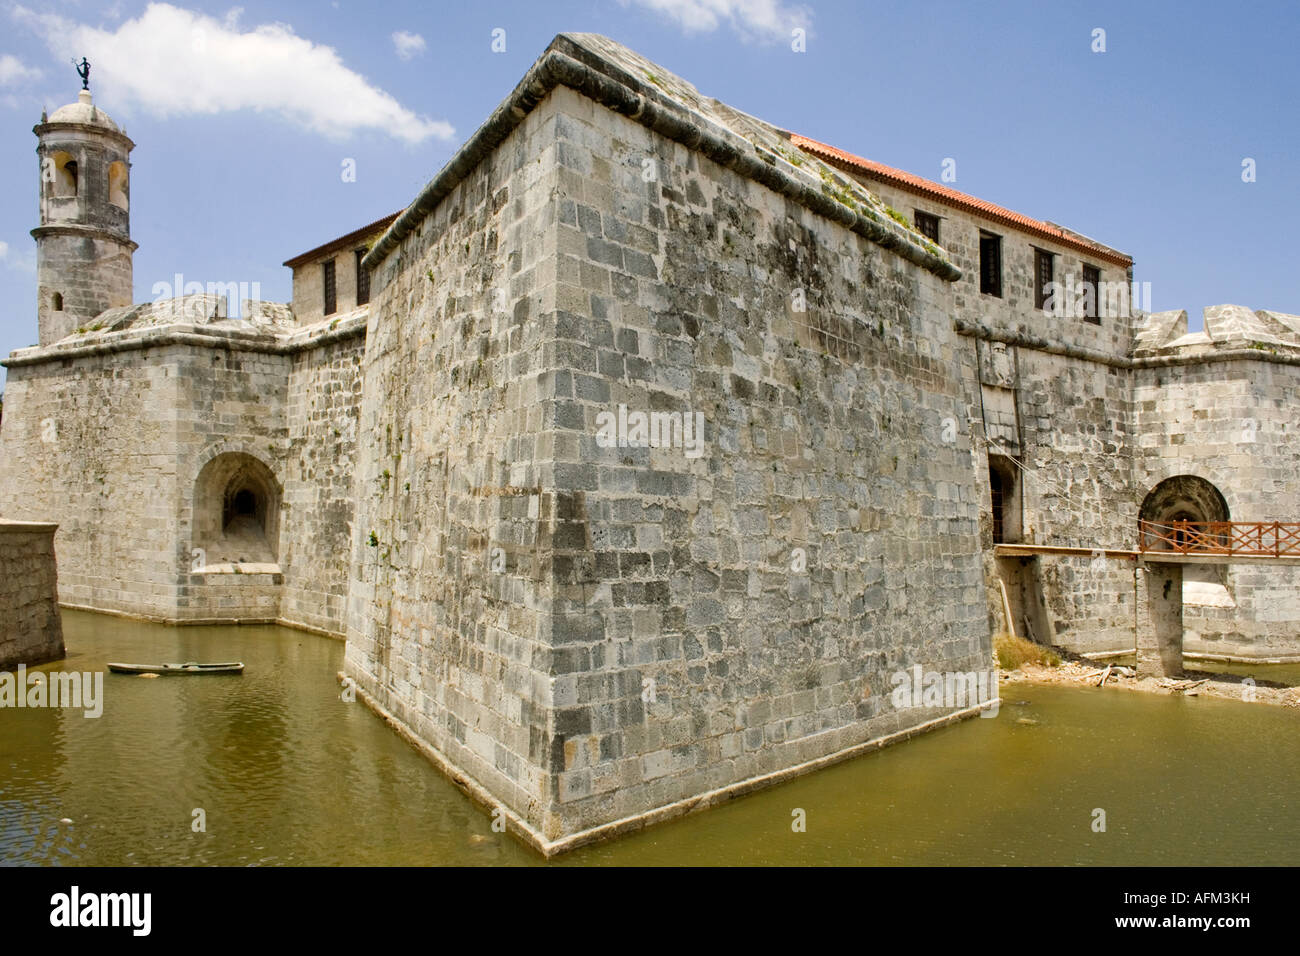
[283,210,404,269]
[790,134,1132,269]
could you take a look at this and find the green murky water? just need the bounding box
[1,610,1296,866]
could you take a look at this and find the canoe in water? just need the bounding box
[106,661,245,675]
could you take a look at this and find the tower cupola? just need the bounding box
[32,82,136,345]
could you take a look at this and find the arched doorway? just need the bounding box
[192,452,282,565]
[1139,475,1230,552]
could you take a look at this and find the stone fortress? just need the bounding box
[2,34,1297,852]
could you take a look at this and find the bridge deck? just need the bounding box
[993,543,1300,566]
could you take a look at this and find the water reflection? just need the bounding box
[0,610,1295,866]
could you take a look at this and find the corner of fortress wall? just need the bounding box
[342,42,993,846]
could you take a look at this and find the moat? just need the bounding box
[1,609,1295,867]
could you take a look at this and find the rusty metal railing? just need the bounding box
[1138,520,1300,557]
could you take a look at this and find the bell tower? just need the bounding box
[32,77,136,345]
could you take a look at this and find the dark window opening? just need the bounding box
[355,249,370,306]
[1035,249,1054,311]
[988,454,1021,545]
[914,211,940,244]
[323,259,337,316]
[1081,264,1101,324]
[990,467,1006,544]
[52,292,63,311]
[979,232,1002,297]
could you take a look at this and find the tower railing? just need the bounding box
[1138,520,1300,557]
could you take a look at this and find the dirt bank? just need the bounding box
[1002,658,1300,708]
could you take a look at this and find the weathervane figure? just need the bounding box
[74,57,90,91]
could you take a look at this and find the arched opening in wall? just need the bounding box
[1139,475,1230,552]
[52,292,63,312]
[988,454,1022,544]
[107,161,128,210]
[50,151,77,198]
[192,452,282,566]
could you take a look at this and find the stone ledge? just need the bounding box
[192,563,283,576]
[3,310,367,368]
[0,520,59,534]
[958,317,1300,370]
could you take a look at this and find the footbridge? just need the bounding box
[995,521,1300,678]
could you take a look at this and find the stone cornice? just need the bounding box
[34,121,135,151]
[2,312,366,369]
[955,317,1300,370]
[362,34,961,283]
[0,520,59,534]
[31,223,138,252]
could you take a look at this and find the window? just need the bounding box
[50,151,78,198]
[107,161,128,210]
[355,249,370,306]
[52,292,63,311]
[1034,249,1054,312]
[914,210,940,244]
[979,232,1002,297]
[1081,264,1100,324]
[323,259,336,316]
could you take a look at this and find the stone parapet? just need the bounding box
[0,520,65,670]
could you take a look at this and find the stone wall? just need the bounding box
[171,343,290,623]
[345,86,563,839]
[0,319,366,635]
[1134,340,1300,659]
[537,87,986,840]
[291,250,365,326]
[279,324,366,635]
[345,38,993,851]
[0,520,65,669]
[864,180,1134,360]
[0,348,185,619]
[857,182,1139,655]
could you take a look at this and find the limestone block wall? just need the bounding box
[279,328,366,635]
[537,91,987,840]
[291,250,364,326]
[0,348,184,619]
[35,233,135,344]
[950,335,1135,654]
[0,334,301,626]
[1134,356,1300,658]
[171,345,290,623]
[853,185,1140,654]
[1011,349,1135,654]
[0,521,65,669]
[344,90,564,833]
[865,181,1135,360]
[344,35,995,849]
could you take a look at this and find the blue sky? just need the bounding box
[1,0,1297,388]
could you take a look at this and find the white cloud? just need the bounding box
[391,30,426,61]
[14,3,453,143]
[621,0,812,42]
[0,53,42,85]
[0,240,8,259]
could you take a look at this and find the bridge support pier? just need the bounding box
[1136,560,1183,678]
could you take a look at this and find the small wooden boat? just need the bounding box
[107,661,245,675]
